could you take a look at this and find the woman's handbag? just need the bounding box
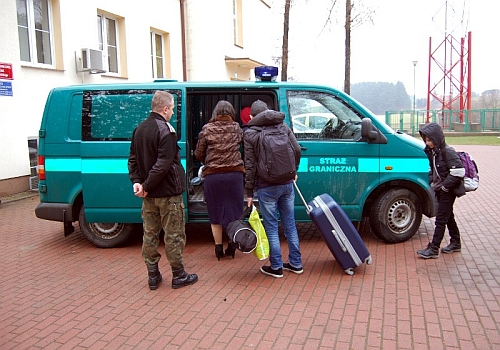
[248,205,269,260]
[226,206,257,253]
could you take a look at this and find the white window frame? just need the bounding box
[97,14,119,74]
[233,0,243,47]
[150,31,165,79]
[17,0,54,66]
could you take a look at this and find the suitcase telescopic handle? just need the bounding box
[293,180,312,214]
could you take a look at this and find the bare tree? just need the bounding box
[479,90,500,109]
[344,0,352,93]
[344,0,375,94]
[278,0,373,86]
[281,0,291,81]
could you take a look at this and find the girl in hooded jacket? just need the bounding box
[417,122,465,259]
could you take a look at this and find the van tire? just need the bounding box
[369,189,422,243]
[78,206,134,248]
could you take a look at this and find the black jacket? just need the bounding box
[419,122,465,197]
[128,112,185,197]
[243,109,301,197]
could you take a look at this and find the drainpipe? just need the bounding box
[180,0,187,81]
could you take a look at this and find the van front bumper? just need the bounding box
[35,203,75,222]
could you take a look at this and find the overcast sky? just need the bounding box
[270,0,499,98]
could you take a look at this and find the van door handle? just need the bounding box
[299,145,307,150]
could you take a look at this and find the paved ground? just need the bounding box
[1,145,499,350]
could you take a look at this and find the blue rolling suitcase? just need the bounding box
[294,182,372,275]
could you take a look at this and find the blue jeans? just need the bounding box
[257,183,302,270]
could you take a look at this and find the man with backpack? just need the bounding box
[244,100,303,278]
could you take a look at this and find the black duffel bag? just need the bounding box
[226,206,257,253]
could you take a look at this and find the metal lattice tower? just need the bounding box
[426,1,471,124]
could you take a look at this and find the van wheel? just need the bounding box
[369,189,422,243]
[78,206,134,248]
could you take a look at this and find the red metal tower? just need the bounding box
[426,0,472,125]
[426,32,472,124]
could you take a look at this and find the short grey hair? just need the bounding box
[152,91,174,112]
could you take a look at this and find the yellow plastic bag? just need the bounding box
[248,205,269,260]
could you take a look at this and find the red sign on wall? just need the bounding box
[0,63,13,80]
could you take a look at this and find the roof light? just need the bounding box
[255,66,278,82]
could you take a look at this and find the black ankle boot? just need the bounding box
[441,241,461,254]
[225,242,237,259]
[417,243,440,259]
[172,266,198,289]
[215,244,224,261]
[146,262,162,290]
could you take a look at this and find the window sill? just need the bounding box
[20,63,62,72]
[100,73,128,79]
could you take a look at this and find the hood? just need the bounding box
[246,109,285,127]
[419,122,446,151]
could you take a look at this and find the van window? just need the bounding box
[288,91,363,140]
[82,89,181,141]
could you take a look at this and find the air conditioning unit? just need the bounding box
[81,48,106,74]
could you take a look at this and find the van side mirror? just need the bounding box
[361,118,388,144]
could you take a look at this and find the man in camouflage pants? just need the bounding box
[128,91,198,290]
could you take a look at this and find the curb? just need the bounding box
[0,191,38,205]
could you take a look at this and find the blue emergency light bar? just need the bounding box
[255,66,278,81]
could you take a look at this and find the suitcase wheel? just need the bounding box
[344,268,355,276]
[365,256,373,265]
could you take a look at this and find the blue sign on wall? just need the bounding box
[0,81,13,96]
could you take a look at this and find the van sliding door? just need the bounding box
[81,89,181,223]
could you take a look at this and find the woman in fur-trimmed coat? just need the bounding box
[194,100,245,260]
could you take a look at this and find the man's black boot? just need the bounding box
[172,266,198,289]
[146,262,162,290]
[441,240,461,254]
[417,243,440,259]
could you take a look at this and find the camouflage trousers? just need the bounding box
[141,195,186,269]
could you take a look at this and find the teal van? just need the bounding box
[35,79,437,248]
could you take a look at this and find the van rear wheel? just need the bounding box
[369,189,422,243]
[78,206,135,248]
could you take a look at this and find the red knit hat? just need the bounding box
[240,106,251,125]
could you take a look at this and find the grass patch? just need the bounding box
[445,136,500,146]
[411,135,500,145]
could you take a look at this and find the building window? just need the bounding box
[233,0,243,47]
[97,14,118,73]
[151,32,164,78]
[16,0,53,65]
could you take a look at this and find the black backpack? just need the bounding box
[255,123,297,184]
